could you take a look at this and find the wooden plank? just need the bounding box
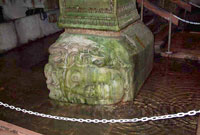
[0,129,17,135]
[170,0,192,12]
[137,0,179,25]
[197,116,200,135]
[0,120,42,135]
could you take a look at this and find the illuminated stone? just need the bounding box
[44,0,154,104]
[58,0,140,31]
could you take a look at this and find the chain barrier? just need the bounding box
[173,15,200,25]
[0,101,200,124]
[189,2,200,9]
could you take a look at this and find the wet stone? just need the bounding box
[44,0,154,105]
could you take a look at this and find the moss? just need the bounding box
[44,22,154,105]
[58,0,140,31]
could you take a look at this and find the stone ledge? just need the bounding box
[0,10,63,53]
[161,51,200,62]
[15,15,43,44]
[0,22,17,53]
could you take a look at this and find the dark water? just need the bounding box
[0,33,200,135]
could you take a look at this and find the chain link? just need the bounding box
[173,15,200,25]
[189,2,200,9]
[0,101,200,124]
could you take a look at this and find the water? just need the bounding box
[0,33,200,135]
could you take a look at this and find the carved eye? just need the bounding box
[92,57,105,66]
[93,59,103,66]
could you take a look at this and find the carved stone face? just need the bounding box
[45,34,133,104]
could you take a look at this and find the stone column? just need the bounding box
[44,0,154,105]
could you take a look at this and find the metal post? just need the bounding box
[182,9,187,31]
[141,0,144,21]
[166,13,173,54]
[184,9,187,19]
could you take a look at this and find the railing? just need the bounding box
[0,101,200,124]
[137,0,200,54]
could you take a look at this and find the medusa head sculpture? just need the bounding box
[44,34,134,104]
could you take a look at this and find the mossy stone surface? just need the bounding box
[44,21,154,104]
[45,0,153,104]
[58,0,140,31]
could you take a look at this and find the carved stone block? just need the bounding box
[58,0,140,31]
[44,0,154,105]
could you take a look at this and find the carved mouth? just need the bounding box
[64,66,125,104]
[44,35,134,104]
[64,84,123,104]
[84,83,110,99]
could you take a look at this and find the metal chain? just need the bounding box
[0,101,200,124]
[189,2,200,9]
[173,15,200,25]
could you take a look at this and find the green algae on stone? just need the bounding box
[44,0,154,105]
[58,0,140,31]
[44,21,154,104]
[45,34,135,104]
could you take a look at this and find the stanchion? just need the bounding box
[141,0,144,21]
[166,13,173,54]
[184,9,187,19]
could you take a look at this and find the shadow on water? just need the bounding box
[0,32,200,135]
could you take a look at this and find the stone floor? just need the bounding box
[0,32,200,135]
[161,31,200,61]
[145,11,200,62]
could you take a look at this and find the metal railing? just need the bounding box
[0,101,200,124]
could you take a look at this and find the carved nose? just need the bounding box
[45,64,53,84]
[46,77,52,84]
